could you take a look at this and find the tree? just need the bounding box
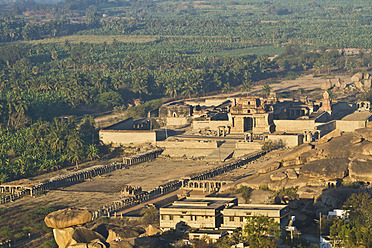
[261,83,272,97]
[330,192,372,247]
[243,215,280,248]
[235,186,253,203]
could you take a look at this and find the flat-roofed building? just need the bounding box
[159,196,238,230]
[221,204,291,229]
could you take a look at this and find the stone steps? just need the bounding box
[205,142,235,162]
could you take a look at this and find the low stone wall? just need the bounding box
[157,140,219,149]
[99,129,157,145]
[266,134,303,147]
[316,120,336,136]
[0,148,163,205]
[336,120,367,132]
[274,120,316,133]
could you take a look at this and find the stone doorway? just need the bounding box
[243,117,253,132]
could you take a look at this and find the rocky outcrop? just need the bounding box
[349,157,372,181]
[45,209,92,229]
[350,72,372,92]
[270,172,287,181]
[258,161,281,174]
[44,208,137,248]
[300,158,349,179]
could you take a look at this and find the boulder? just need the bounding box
[351,72,364,82]
[300,158,349,179]
[145,225,162,236]
[45,209,92,229]
[53,227,75,248]
[286,169,298,180]
[321,79,333,90]
[354,127,372,141]
[363,79,372,89]
[354,80,366,92]
[68,240,106,248]
[349,157,372,182]
[280,144,313,162]
[92,224,145,240]
[68,244,88,248]
[72,227,106,244]
[87,239,107,248]
[350,136,363,144]
[270,172,287,181]
[362,142,372,155]
[282,159,297,167]
[258,162,281,174]
[318,129,342,144]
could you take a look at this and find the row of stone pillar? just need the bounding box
[93,180,182,219]
[0,189,28,204]
[1,157,132,205]
[123,148,163,165]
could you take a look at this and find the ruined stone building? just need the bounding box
[99,117,166,145]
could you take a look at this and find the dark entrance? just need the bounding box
[243,117,253,132]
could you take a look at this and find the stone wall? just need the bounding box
[266,134,303,147]
[157,140,219,149]
[316,120,336,135]
[166,117,189,126]
[99,130,157,145]
[274,120,316,132]
[336,120,368,132]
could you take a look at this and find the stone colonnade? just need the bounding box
[93,180,181,219]
[182,180,231,193]
[185,150,266,182]
[123,148,163,165]
[0,148,163,205]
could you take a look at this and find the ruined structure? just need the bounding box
[99,117,166,145]
[230,97,274,133]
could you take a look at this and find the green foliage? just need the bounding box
[243,215,280,248]
[330,192,372,247]
[259,184,270,191]
[0,118,104,182]
[0,226,13,239]
[140,205,159,224]
[274,187,299,199]
[43,239,58,248]
[235,186,253,203]
[262,140,285,151]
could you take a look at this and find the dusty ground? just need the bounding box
[3,157,217,211]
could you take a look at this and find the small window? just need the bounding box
[161,215,164,220]
[191,215,197,221]
[169,215,173,220]
[240,217,244,222]
[229,216,234,221]
[180,215,184,219]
